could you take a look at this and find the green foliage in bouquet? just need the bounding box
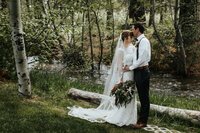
[110,80,135,108]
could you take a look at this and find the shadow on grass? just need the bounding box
[1,70,199,133]
[0,90,108,133]
[0,82,144,133]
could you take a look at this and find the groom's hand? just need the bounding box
[124,65,130,71]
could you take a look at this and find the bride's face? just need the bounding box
[125,36,133,43]
[127,36,133,43]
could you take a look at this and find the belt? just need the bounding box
[135,65,149,70]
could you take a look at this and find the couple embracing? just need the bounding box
[68,23,151,129]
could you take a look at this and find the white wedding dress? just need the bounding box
[68,35,137,127]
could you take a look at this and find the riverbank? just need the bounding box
[0,71,199,132]
[26,59,200,99]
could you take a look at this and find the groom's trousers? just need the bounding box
[134,68,150,124]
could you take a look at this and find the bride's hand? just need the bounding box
[124,65,130,71]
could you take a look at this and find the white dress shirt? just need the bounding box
[129,34,151,70]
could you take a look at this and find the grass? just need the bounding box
[0,70,199,133]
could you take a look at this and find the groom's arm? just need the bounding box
[129,39,150,70]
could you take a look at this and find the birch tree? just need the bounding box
[8,0,31,97]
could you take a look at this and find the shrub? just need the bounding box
[62,47,89,69]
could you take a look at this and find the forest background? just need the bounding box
[0,0,200,132]
[0,0,200,79]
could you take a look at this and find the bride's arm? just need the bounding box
[117,50,124,82]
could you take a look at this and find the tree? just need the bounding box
[1,0,7,10]
[93,10,103,70]
[152,0,170,53]
[87,0,94,71]
[149,0,154,26]
[198,0,200,20]
[174,0,187,76]
[106,0,113,30]
[81,10,85,49]
[8,0,31,97]
[179,0,199,46]
[47,0,65,51]
[129,0,146,22]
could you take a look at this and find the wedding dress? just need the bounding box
[68,34,137,127]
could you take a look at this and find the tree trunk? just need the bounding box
[169,0,174,21]
[68,88,107,104]
[8,0,31,97]
[71,10,75,48]
[106,0,113,30]
[160,8,163,24]
[149,0,154,26]
[125,0,130,29]
[159,0,164,24]
[174,0,187,76]
[81,10,85,49]
[93,10,103,70]
[179,0,197,46]
[68,88,200,125]
[87,1,94,71]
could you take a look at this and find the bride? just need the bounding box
[68,30,137,127]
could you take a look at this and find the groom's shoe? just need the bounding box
[132,123,147,129]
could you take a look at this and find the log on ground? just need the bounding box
[68,88,200,125]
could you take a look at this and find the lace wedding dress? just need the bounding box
[68,35,137,127]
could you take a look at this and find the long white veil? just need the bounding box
[103,34,124,96]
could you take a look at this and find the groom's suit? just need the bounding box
[129,34,151,124]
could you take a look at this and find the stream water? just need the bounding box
[93,64,200,99]
[28,57,200,99]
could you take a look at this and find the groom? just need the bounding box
[124,23,151,128]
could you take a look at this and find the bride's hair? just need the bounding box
[121,30,133,42]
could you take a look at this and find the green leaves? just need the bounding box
[62,47,89,69]
[110,80,136,108]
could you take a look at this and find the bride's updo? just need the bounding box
[121,30,133,42]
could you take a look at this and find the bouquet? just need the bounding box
[110,80,136,108]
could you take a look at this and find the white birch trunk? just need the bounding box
[68,88,200,125]
[8,0,31,97]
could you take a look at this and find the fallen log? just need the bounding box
[68,88,107,104]
[68,88,200,125]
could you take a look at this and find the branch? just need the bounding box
[152,0,173,56]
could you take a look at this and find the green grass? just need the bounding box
[0,70,199,133]
[150,92,200,111]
